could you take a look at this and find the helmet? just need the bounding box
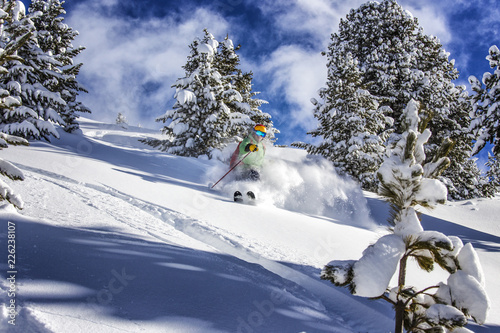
[254,124,266,133]
[254,124,267,137]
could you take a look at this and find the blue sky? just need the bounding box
[22,0,500,150]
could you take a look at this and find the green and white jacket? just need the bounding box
[230,134,266,169]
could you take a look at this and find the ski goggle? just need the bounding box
[255,130,266,138]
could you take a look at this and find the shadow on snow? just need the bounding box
[1,214,347,333]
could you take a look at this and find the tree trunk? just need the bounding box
[395,300,405,333]
[395,255,408,333]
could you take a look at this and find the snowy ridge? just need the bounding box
[1,118,499,332]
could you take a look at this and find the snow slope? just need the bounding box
[1,119,499,332]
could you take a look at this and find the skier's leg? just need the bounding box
[248,169,260,181]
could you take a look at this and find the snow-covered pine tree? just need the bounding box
[470,45,500,156]
[0,0,65,140]
[0,4,30,209]
[0,1,30,110]
[28,0,90,133]
[145,30,276,157]
[149,30,232,157]
[293,51,392,190]
[116,112,128,129]
[469,45,500,194]
[321,100,490,333]
[302,0,486,199]
[214,34,257,140]
[215,35,277,142]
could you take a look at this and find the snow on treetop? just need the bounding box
[222,38,234,50]
[195,32,219,57]
[205,32,219,49]
[197,43,215,56]
[402,98,420,132]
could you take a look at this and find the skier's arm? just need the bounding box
[229,143,241,168]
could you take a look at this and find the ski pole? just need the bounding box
[211,151,251,189]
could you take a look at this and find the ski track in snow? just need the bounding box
[14,164,217,252]
[11,163,392,332]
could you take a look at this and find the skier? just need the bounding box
[229,124,267,202]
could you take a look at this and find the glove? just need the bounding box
[245,144,259,152]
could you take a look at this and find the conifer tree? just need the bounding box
[301,0,486,199]
[485,153,500,194]
[0,0,67,140]
[145,30,276,157]
[293,52,392,190]
[215,35,276,141]
[0,2,30,209]
[470,45,500,156]
[469,45,500,194]
[28,0,90,133]
[150,30,230,157]
[321,100,490,333]
[116,112,128,129]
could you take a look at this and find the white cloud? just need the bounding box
[255,0,367,47]
[67,1,229,127]
[256,0,458,54]
[258,45,326,131]
[400,0,499,76]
